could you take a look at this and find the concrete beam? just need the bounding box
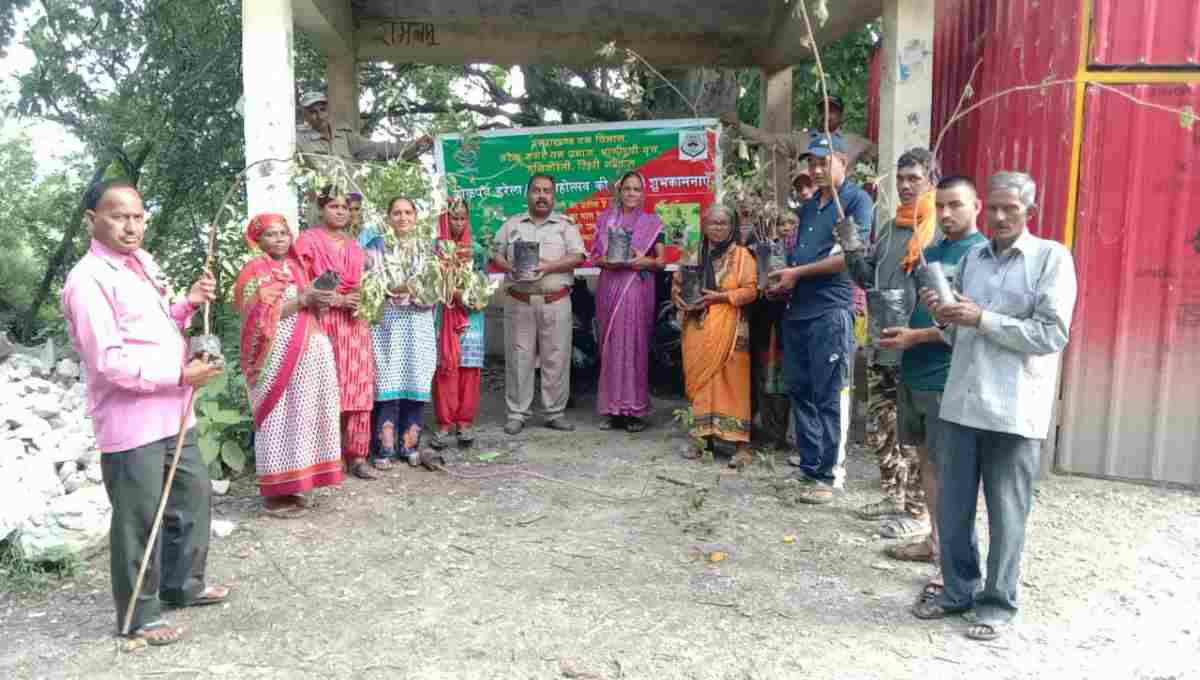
[293,0,356,54]
[326,52,360,132]
[763,0,882,65]
[242,0,299,230]
[355,21,756,67]
[877,0,934,206]
[759,66,794,209]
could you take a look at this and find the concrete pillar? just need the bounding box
[878,0,934,209]
[241,0,298,229]
[758,66,794,211]
[327,51,360,133]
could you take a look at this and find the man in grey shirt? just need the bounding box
[912,171,1078,642]
[842,148,939,537]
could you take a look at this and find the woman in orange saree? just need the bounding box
[672,205,758,469]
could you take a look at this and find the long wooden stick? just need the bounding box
[120,389,199,636]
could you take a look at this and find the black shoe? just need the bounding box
[545,418,575,432]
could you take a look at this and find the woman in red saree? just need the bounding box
[234,213,343,515]
[291,186,380,481]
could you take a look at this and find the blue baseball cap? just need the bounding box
[802,132,847,159]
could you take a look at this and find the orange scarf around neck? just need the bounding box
[896,190,937,273]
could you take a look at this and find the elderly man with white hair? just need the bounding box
[911,171,1078,643]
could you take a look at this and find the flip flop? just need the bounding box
[127,620,185,646]
[262,503,308,519]
[172,585,231,608]
[966,621,1007,641]
[911,598,967,620]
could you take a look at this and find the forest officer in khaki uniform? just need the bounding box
[491,174,586,435]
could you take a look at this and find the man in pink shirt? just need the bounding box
[62,180,229,646]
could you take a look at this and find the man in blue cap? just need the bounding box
[767,132,874,504]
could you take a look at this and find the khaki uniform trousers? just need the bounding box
[503,293,572,422]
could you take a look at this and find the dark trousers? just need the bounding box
[782,309,853,484]
[100,429,212,633]
[370,398,425,458]
[937,421,1041,621]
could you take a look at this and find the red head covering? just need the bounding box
[246,212,290,250]
[436,198,473,252]
[246,213,290,249]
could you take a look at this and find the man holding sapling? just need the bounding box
[491,174,586,435]
[767,133,873,504]
[841,148,941,545]
[911,171,1076,642]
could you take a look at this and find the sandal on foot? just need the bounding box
[351,462,382,480]
[786,455,803,468]
[880,515,931,540]
[625,417,648,433]
[911,598,966,620]
[730,448,753,470]
[429,430,451,450]
[598,416,621,430]
[168,585,231,608]
[262,501,307,519]
[966,621,1007,641]
[456,426,475,446]
[920,580,945,600]
[794,483,835,505]
[370,456,394,471]
[128,620,185,646]
[856,498,906,519]
[885,539,938,563]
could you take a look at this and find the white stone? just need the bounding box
[39,338,55,374]
[211,519,237,539]
[55,358,79,379]
[58,460,79,481]
[16,485,111,562]
[85,464,104,484]
[23,377,54,394]
[0,454,64,542]
[62,472,85,495]
[211,479,230,495]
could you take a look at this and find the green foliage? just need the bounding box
[194,350,253,480]
[736,23,880,135]
[0,540,80,594]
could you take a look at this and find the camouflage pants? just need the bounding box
[866,365,926,518]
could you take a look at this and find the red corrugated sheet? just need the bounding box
[931,0,1079,242]
[1090,0,1200,67]
[1059,83,1200,486]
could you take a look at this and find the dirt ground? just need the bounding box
[2,379,1198,680]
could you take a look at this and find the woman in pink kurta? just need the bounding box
[591,171,665,432]
[291,187,379,480]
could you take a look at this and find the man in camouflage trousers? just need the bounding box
[843,149,940,541]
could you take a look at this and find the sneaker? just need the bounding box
[456,425,475,446]
[503,419,524,435]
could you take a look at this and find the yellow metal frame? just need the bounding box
[1063,0,1200,248]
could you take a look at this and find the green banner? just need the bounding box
[436,119,720,261]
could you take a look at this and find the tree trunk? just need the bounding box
[19,159,111,342]
[647,68,739,119]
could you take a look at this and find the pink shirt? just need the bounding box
[62,240,197,453]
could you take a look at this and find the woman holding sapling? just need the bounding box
[672,205,758,468]
[234,213,343,516]
[592,171,665,433]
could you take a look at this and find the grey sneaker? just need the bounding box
[503,419,524,435]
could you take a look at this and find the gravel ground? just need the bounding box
[2,386,1198,680]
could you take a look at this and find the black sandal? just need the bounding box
[625,417,648,433]
[351,462,382,480]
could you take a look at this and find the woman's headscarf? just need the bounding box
[700,205,737,291]
[437,197,473,253]
[245,213,290,249]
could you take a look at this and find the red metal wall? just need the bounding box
[931,0,1079,242]
[1090,0,1200,67]
[1059,83,1200,486]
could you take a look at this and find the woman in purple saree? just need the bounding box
[591,171,665,432]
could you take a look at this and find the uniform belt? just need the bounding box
[508,287,570,304]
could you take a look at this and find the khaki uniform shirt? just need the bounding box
[494,211,585,294]
[295,125,420,169]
